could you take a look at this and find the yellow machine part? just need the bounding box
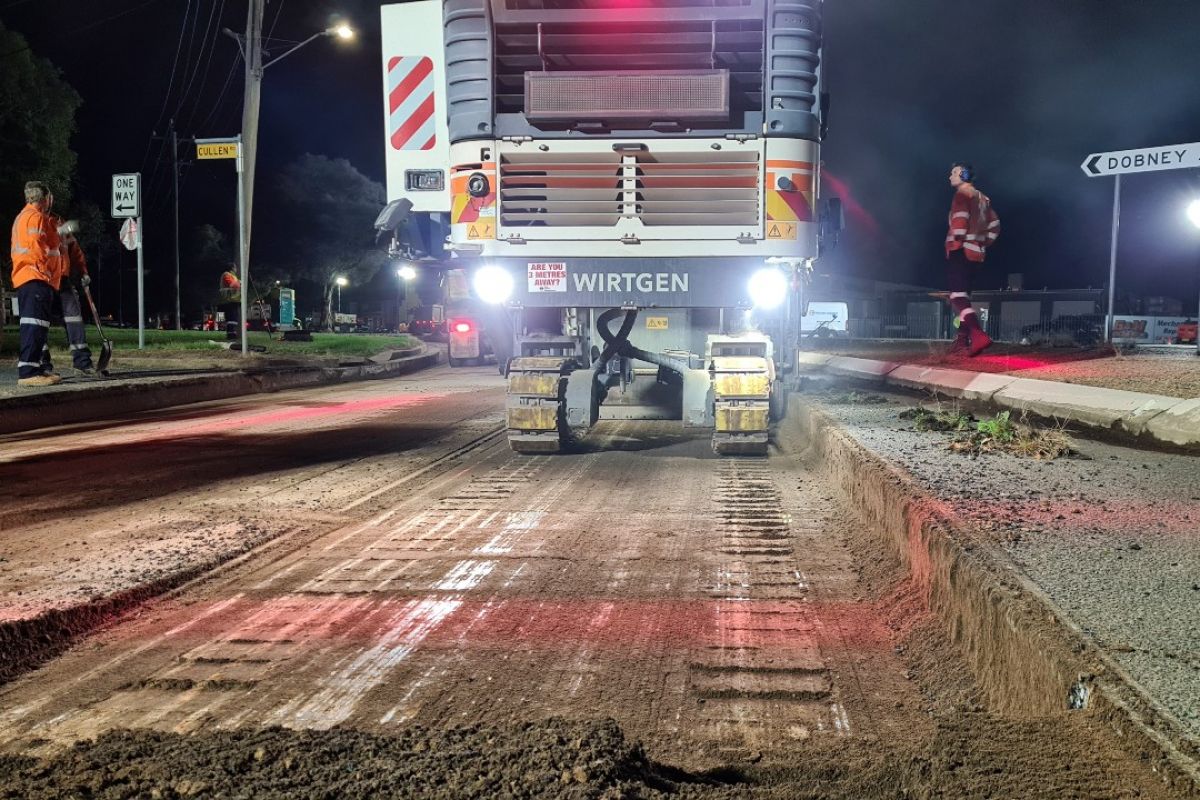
[506,357,577,452]
[709,355,773,456]
[714,403,770,433]
[506,403,559,433]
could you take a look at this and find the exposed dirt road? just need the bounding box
[0,366,1186,797]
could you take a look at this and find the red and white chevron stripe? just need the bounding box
[388,56,436,151]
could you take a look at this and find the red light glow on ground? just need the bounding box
[85,595,896,656]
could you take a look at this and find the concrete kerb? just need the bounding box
[991,378,1183,435]
[1147,399,1200,447]
[787,399,1200,797]
[0,346,442,435]
[824,355,900,383]
[886,364,1018,403]
[796,354,1200,451]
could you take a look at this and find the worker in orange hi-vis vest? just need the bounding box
[945,163,1000,356]
[9,181,66,386]
[219,266,242,329]
[47,213,95,376]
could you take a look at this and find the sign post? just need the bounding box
[1082,142,1200,342]
[111,173,143,348]
[195,136,248,354]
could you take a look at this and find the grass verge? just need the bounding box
[0,327,419,360]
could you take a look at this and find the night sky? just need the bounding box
[4,0,1200,314]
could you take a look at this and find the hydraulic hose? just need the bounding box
[595,308,691,376]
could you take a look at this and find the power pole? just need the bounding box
[170,118,182,329]
[224,0,264,356]
[240,0,264,266]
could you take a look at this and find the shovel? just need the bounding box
[80,283,113,375]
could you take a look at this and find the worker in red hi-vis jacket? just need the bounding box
[945,162,1000,356]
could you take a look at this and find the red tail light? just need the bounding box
[453,321,472,333]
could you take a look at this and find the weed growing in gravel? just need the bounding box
[899,406,972,432]
[903,406,1076,460]
[975,411,1017,444]
[949,412,1075,459]
[817,389,890,405]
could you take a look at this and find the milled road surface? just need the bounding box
[0,366,1186,797]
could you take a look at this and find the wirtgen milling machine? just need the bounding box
[381,0,828,455]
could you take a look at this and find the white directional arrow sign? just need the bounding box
[1081,142,1200,177]
[111,172,141,218]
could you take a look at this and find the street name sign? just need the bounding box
[1081,142,1200,177]
[196,139,239,160]
[111,172,140,218]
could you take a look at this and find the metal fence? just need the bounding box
[835,312,1107,347]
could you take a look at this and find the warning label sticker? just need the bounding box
[645,317,668,330]
[527,262,567,292]
[467,222,494,240]
[766,222,798,240]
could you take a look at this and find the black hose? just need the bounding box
[595,308,637,366]
[594,308,691,376]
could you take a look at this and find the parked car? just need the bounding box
[407,317,445,338]
[1019,314,1104,348]
[408,305,447,340]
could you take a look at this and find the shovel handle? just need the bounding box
[81,284,109,340]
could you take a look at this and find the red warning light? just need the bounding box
[453,321,472,333]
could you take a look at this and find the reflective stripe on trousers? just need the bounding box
[17,280,54,379]
[59,287,93,369]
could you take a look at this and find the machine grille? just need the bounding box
[498,148,759,229]
[492,15,764,120]
[504,1,753,8]
[525,70,729,122]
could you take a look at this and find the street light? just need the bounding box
[395,265,417,331]
[336,276,348,314]
[1187,199,1200,231]
[261,23,356,70]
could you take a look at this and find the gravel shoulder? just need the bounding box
[802,387,1200,740]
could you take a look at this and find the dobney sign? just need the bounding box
[1081,142,1200,177]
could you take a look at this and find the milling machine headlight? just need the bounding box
[748,268,788,310]
[467,172,491,198]
[473,266,513,305]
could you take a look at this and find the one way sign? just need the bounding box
[111,172,141,218]
[1081,142,1200,177]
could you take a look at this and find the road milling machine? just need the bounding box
[379,0,832,455]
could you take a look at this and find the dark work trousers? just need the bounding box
[946,249,983,335]
[53,284,93,370]
[17,280,54,379]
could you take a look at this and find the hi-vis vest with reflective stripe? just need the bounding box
[945,188,1000,263]
[10,204,64,289]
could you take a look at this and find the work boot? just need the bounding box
[948,330,970,354]
[968,330,993,357]
[17,374,63,387]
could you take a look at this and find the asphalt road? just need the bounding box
[0,365,1185,797]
